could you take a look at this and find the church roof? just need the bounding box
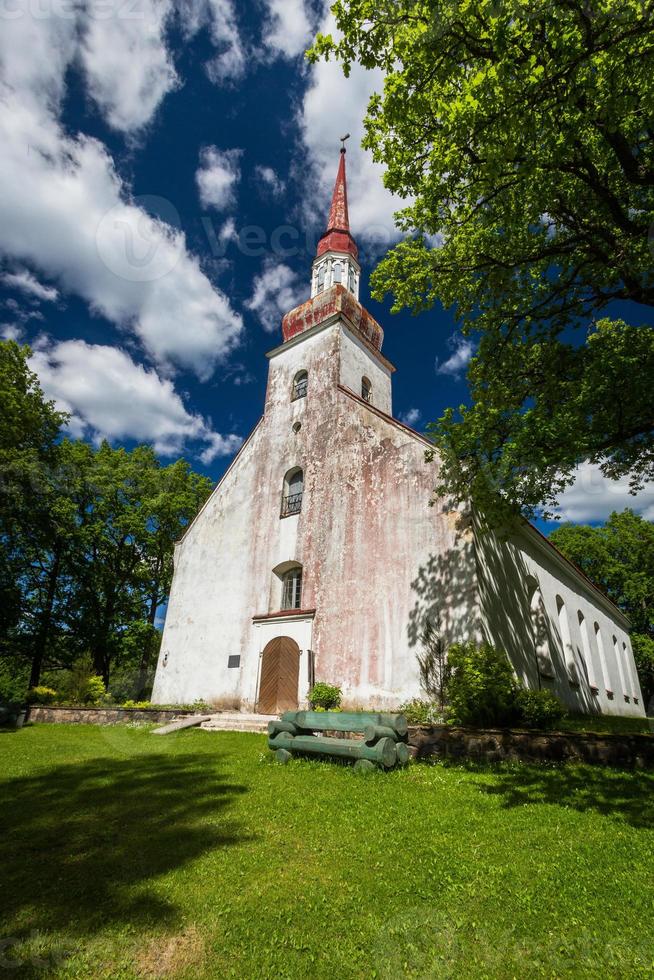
[281,283,385,353]
[316,148,359,260]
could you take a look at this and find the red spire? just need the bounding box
[316,148,358,260]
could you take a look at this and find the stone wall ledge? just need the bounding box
[408,724,654,769]
[25,705,202,726]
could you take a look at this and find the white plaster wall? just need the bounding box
[474,519,645,718]
[338,324,393,415]
[152,422,267,706]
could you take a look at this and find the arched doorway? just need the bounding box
[257,636,300,714]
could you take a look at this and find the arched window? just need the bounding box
[594,623,611,692]
[317,264,325,292]
[281,467,303,517]
[271,561,303,612]
[332,261,342,284]
[281,566,302,609]
[529,584,555,678]
[556,596,579,685]
[361,376,372,403]
[348,266,356,292]
[613,634,628,698]
[577,611,597,690]
[292,370,308,401]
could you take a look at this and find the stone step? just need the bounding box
[200,712,274,734]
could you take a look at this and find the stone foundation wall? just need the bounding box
[25,706,200,726]
[408,724,654,769]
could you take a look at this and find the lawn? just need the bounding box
[1,725,653,979]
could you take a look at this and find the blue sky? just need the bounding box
[1,0,652,526]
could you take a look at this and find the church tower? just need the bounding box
[310,145,360,299]
[275,146,393,417]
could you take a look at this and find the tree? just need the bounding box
[18,439,86,687]
[0,340,213,695]
[0,340,67,681]
[310,1,654,519]
[549,510,654,702]
[68,443,212,686]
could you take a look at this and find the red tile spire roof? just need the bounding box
[316,147,359,260]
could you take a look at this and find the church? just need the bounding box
[152,149,644,719]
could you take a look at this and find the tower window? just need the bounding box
[281,567,302,610]
[361,376,372,403]
[281,467,303,517]
[348,266,356,292]
[317,264,325,292]
[292,370,308,401]
[333,261,342,284]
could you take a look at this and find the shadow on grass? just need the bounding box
[459,761,654,829]
[0,752,249,939]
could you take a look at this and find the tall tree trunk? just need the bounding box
[92,590,115,686]
[136,586,159,699]
[29,544,61,689]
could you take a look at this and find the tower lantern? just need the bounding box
[311,143,360,300]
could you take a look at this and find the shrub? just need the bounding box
[446,641,519,727]
[515,689,566,730]
[399,699,442,725]
[121,700,152,710]
[416,617,450,711]
[27,686,57,705]
[49,659,107,706]
[308,682,342,710]
[0,658,29,706]
[80,675,106,706]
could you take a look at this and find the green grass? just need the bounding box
[1,725,653,979]
[560,714,654,736]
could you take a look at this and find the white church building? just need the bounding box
[152,149,644,719]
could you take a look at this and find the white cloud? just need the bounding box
[1,269,59,303]
[399,408,421,427]
[254,165,285,199]
[551,462,654,524]
[80,0,178,133]
[179,0,246,84]
[245,259,308,333]
[299,10,404,248]
[219,217,239,243]
[199,431,243,464]
[435,334,475,377]
[0,14,243,378]
[0,324,25,342]
[261,0,313,58]
[30,339,242,459]
[196,147,242,211]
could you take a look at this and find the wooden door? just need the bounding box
[257,636,300,714]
